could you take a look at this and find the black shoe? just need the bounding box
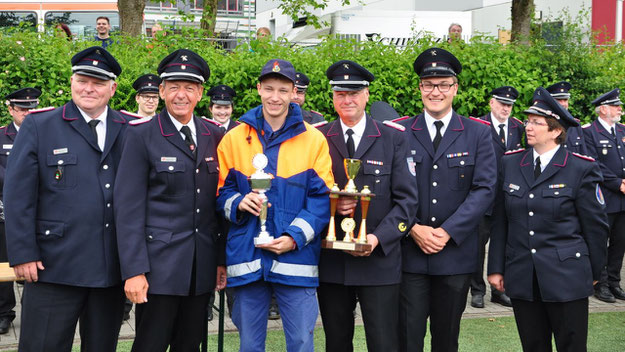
[268,303,280,320]
[470,294,484,308]
[207,309,214,322]
[595,286,616,303]
[0,317,11,335]
[491,292,512,307]
[609,286,625,300]
[123,311,131,321]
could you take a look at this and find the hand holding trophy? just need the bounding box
[322,158,374,252]
[250,153,274,246]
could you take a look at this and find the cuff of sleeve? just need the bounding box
[285,227,306,250]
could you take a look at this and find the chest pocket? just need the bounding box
[46,153,78,189]
[1,144,12,157]
[362,163,391,196]
[447,156,475,190]
[542,188,574,220]
[155,161,187,196]
[595,143,613,159]
[502,183,527,219]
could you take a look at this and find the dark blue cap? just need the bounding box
[524,87,579,130]
[158,49,210,83]
[207,85,236,105]
[259,59,296,83]
[546,81,572,99]
[413,47,462,78]
[71,46,121,81]
[132,74,161,94]
[491,86,518,105]
[294,72,310,90]
[326,60,375,91]
[4,87,41,109]
[592,88,622,106]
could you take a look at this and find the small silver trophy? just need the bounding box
[250,153,274,246]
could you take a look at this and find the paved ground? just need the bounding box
[0,267,623,350]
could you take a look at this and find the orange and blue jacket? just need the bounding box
[216,103,333,288]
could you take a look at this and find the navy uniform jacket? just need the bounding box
[114,110,225,296]
[583,120,625,213]
[488,147,608,302]
[0,122,18,202]
[564,120,588,155]
[398,113,497,275]
[3,101,130,287]
[302,109,325,124]
[318,116,418,285]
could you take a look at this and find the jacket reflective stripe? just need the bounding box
[291,217,315,244]
[270,260,318,278]
[224,192,241,220]
[227,258,261,278]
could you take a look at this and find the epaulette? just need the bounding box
[28,106,54,114]
[511,116,523,125]
[129,116,153,125]
[201,116,222,127]
[311,120,328,128]
[574,117,581,122]
[119,110,143,119]
[0,126,7,130]
[382,120,406,131]
[504,148,525,155]
[572,152,595,162]
[468,116,490,126]
[310,110,323,117]
[391,116,411,123]
[581,123,591,128]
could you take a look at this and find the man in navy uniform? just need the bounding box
[292,71,325,125]
[0,87,41,334]
[317,60,418,351]
[206,84,240,132]
[547,81,588,155]
[115,49,227,351]
[582,88,625,303]
[4,47,128,351]
[133,73,161,118]
[470,86,522,308]
[397,47,497,352]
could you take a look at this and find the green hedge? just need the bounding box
[0,29,624,127]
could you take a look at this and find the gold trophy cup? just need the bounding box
[250,153,274,246]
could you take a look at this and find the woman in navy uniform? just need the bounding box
[488,87,609,352]
[206,84,240,132]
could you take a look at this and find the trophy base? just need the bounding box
[254,235,275,246]
[322,239,373,253]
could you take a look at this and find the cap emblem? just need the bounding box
[96,49,101,55]
[181,55,188,62]
[272,61,281,72]
[343,63,349,69]
[221,86,226,90]
[93,60,99,66]
[344,75,349,80]
[181,65,186,70]
[431,50,437,56]
[431,63,437,68]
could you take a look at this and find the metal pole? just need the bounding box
[617,0,624,42]
[247,0,252,41]
[218,289,225,352]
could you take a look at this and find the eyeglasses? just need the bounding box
[420,82,456,93]
[523,120,548,127]
[139,95,159,101]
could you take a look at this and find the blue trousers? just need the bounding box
[232,280,318,352]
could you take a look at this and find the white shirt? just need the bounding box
[424,109,453,141]
[340,113,367,152]
[13,122,19,132]
[169,113,197,145]
[490,114,508,146]
[220,119,230,130]
[598,116,616,134]
[77,106,107,151]
[533,145,560,173]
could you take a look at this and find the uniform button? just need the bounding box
[195,228,199,233]
[148,235,153,240]
[531,249,536,254]
[621,157,624,160]
[57,160,64,165]
[107,203,111,208]
[460,160,465,165]
[45,230,50,235]
[529,231,534,236]
[168,166,174,171]
[197,188,200,193]
[431,217,436,222]
[575,252,581,258]
[529,193,534,199]
[619,146,621,149]
[432,182,438,187]
[554,191,559,195]
[375,169,380,175]
[105,183,110,189]
[105,223,109,228]
[433,165,438,170]
[432,199,437,204]
[196,169,200,174]
[529,211,534,216]
[103,165,109,170]
[196,208,200,213]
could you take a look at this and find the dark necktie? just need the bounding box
[498,124,506,146]
[433,120,444,151]
[611,127,616,139]
[180,125,196,156]
[534,156,541,180]
[88,120,100,148]
[346,129,355,158]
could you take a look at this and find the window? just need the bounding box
[0,11,37,30]
[218,0,243,15]
[44,12,119,38]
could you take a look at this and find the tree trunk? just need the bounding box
[118,0,146,37]
[201,0,219,35]
[511,0,533,45]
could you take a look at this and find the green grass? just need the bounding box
[56,311,625,351]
